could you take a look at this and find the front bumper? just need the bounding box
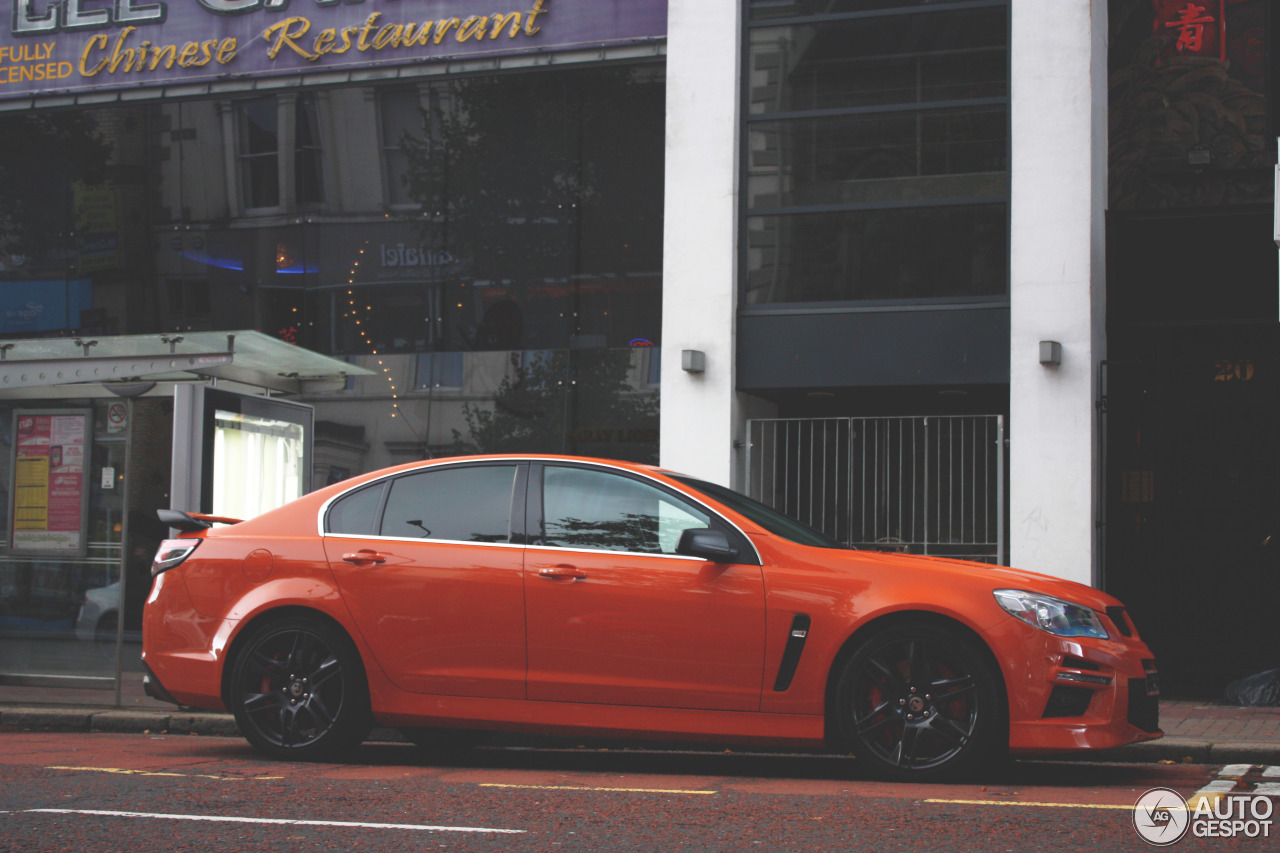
[987,615,1164,755]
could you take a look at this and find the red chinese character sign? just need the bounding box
[10,410,91,554]
[1153,1,1226,60]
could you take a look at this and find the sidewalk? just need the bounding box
[1,695,1276,764]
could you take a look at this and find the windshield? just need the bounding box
[671,475,849,550]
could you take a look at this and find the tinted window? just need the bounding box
[380,465,516,543]
[326,483,385,535]
[543,466,710,554]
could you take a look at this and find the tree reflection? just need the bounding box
[453,349,659,464]
[545,512,662,554]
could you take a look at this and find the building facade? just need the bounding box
[0,0,1275,703]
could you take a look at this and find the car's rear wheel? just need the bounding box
[228,615,371,761]
[834,621,1004,782]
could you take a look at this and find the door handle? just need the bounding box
[342,550,386,566]
[538,565,587,581]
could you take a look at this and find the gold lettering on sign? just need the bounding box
[74,2,550,80]
[259,3,550,63]
[80,28,237,76]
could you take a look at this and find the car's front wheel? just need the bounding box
[834,621,1005,782]
[228,615,371,760]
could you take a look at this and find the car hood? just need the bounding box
[823,547,1122,610]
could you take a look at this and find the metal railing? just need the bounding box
[745,415,1005,563]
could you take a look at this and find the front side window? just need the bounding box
[542,466,711,555]
[379,464,516,543]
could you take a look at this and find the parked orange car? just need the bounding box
[142,455,1161,780]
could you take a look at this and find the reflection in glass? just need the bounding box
[745,204,1007,304]
[380,465,515,543]
[543,467,709,554]
[747,10,1007,114]
[744,3,1009,305]
[238,98,279,209]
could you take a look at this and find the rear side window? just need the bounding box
[379,464,517,543]
[326,483,384,535]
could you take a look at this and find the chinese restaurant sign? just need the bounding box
[1154,1,1225,61]
[11,410,91,554]
[0,0,667,101]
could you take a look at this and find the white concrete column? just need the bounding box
[1009,2,1108,585]
[659,0,743,486]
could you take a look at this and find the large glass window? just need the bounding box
[743,0,1009,305]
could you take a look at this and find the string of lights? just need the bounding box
[342,241,426,446]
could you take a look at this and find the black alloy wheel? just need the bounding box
[228,615,371,760]
[835,622,1004,782]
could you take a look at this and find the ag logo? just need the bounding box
[1133,787,1190,846]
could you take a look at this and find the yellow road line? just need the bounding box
[479,782,716,795]
[925,798,1133,810]
[46,765,281,782]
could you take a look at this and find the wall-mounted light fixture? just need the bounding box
[681,349,706,373]
[1039,340,1062,366]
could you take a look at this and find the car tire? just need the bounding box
[398,727,491,755]
[834,621,1005,782]
[228,615,372,761]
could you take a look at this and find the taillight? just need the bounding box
[152,539,200,576]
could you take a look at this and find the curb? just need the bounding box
[3,705,1276,764]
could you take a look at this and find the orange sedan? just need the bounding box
[142,455,1161,781]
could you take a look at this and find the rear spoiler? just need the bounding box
[157,509,244,533]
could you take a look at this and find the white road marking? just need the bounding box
[1198,780,1238,793]
[1263,766,1280,778]
[1218,764,1255,779]
[1255,783,1280,795]
[14,809,524,834]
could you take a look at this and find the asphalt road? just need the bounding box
[0,731,1265,852]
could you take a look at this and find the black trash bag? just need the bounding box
[1224,668,1280,706]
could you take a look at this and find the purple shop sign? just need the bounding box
[0,0,667,102]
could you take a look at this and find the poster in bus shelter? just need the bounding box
[10,409,91,555]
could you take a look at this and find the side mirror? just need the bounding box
[676,528,739,563]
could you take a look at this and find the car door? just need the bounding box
[524,462,766,711]
[322,461,527,699]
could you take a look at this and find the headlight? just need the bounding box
[993,589,1109,639]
